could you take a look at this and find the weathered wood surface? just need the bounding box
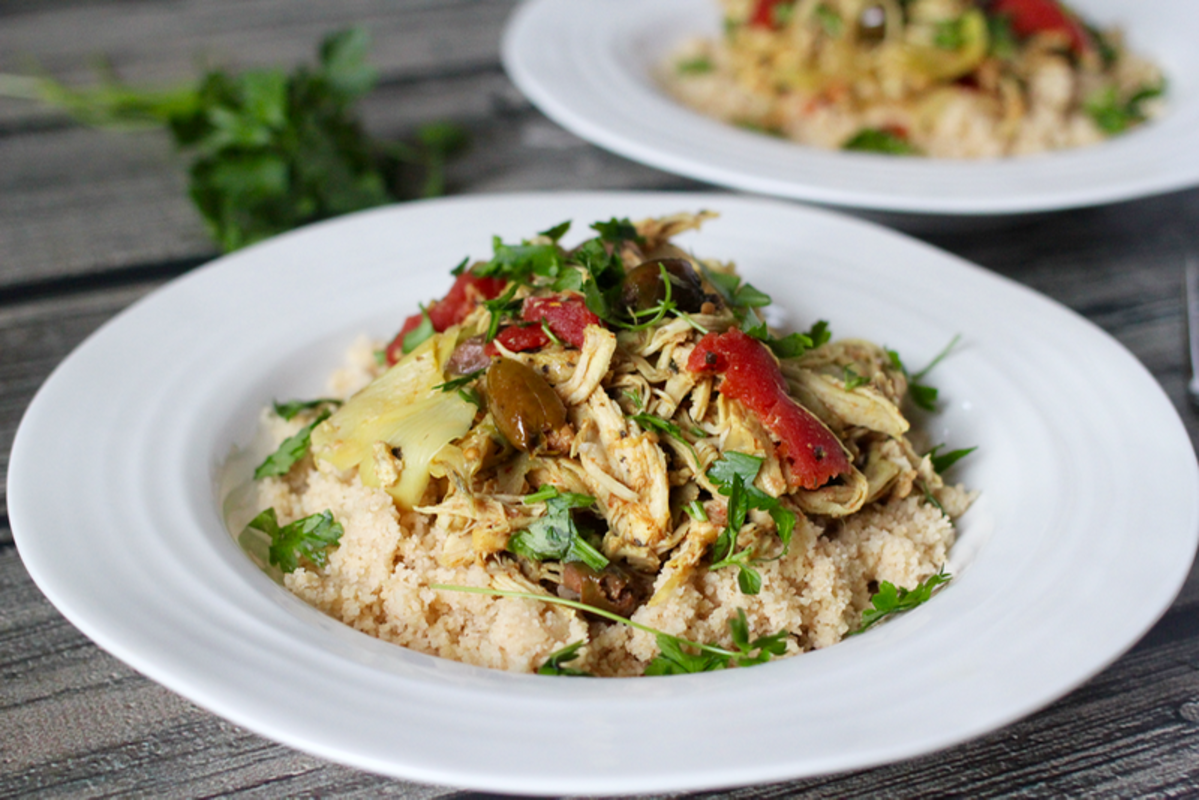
[3,1,1199,797]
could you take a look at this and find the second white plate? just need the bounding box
[503,0,1199,214]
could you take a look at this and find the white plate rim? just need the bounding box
[501,0,1199,215]
[8,191,1199,794]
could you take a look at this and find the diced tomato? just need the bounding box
[384,271,507,365]
[486,294,602,355]
[688,328,851,490]
[990,0,1091,54]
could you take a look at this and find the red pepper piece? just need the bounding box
[489,324,550,354]
[688,328,851,490]
[749,0,788,28]
[990,0,1091,54]
[486,294,602,355]
[521,295,600,349]
[385,272,507,365]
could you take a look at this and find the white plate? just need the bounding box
[9,192,1198,795]
[502,0,1199,215]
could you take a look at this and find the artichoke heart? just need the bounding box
[311,331,476,509]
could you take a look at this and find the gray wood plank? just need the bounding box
[0,282,165,526]
[5,539,1199,798]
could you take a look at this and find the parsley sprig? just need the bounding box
[243,507,344,573]
[507,486,609,571]
[254,406,334,478]
[888,334,960,412]
[706,452,797,594]
[852,567,951,634]
[1,29,469,252]
[433,585,790,675]
[744,318,831,359]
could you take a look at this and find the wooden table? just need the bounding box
[3,2,1198,796]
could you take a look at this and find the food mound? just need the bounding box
[236,212,973,676]
[662,0,1163,158]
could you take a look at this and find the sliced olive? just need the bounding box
[561,561,646,618]
[858,5,886,43]
[485,358,567,452]
[621,258,710,315]
[446,335,491,377]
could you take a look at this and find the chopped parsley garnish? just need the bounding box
[254,408,333,478]
[537,641,591,676]
[934,17,966,49]
[590,217,642,244]
[508,487,608,571]
[842,366,869,391]
[244,507,344,573]
[986,13,1019,59]
[434,368,486,393]
[852,567,950,634]
[539,220,572,242]
[677,56,715,75]
[745,318,831,359]
[1085,83,1164,135]
[927,444,977,474]
[401,304,435,354]
[843,127,919,155]
[434,585,789,676]
[700,264,771,323]
[814,3,843,36]
[272,397,341,421]
[706,452,797,594]
[888,334,960,412]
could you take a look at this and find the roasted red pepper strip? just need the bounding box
[688,328,851,491]
[487,294,601,354]
[990,0,1091,54]
[385,272,507,364]
[749,0,789,28]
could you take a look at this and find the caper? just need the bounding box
[485,358,567,452]
[621,258,710,315]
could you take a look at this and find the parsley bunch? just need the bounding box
[0,28,467,252]
[707,452,797,595]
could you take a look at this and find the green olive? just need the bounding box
[485,358,567,452]
[621,258,710,315]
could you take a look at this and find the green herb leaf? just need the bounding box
[934,17,966,49]
[509,487,608,570]
[590,217,642,244]
[537,641,592,676]
[842,366,869,391]
[272,397,342,421]
[244,507,344,573]
[853,567,950,634]
[676,56,715,75]
[728,608,790,666]
[815,3,843,36]
[540,220,572,242]
[253,409,332,478]
[434,368,487,393]
[401,305,435,354]
[927,444,977,474]
[645,633,729,675]
[843,127,919,155]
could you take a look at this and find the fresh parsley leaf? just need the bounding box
[1085,83,1164,134]
[919,479,949,518]
[430,585,787,675]
[478,235,564,283]
[253,409,331,478]
[986,13,1019,59]
[644,633,729,675]
[537,641,592,676]
[481,282,522,342]
[450,256,470,277]
[699,264,771,321]
[707,452,797,564]
[434,368,486,393]
[685,499,709,522]
[853,567,951,634]
[509,487,608,570]
[842,366,869,391]
[728,608,789,666]
[676,56,715,75]
[745,318,831,359]
[815,3,843,36]
[272,397,341,421]
[843,127,919,155]
[934,17,966,49]
[458,387,483,408]
[590,217,642,244]
[927,444,977,474]
[401,304,435,354]
[539,220,572,242]
[244,507,344,573]
[708,451,764,488]
[890,335,960,412]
